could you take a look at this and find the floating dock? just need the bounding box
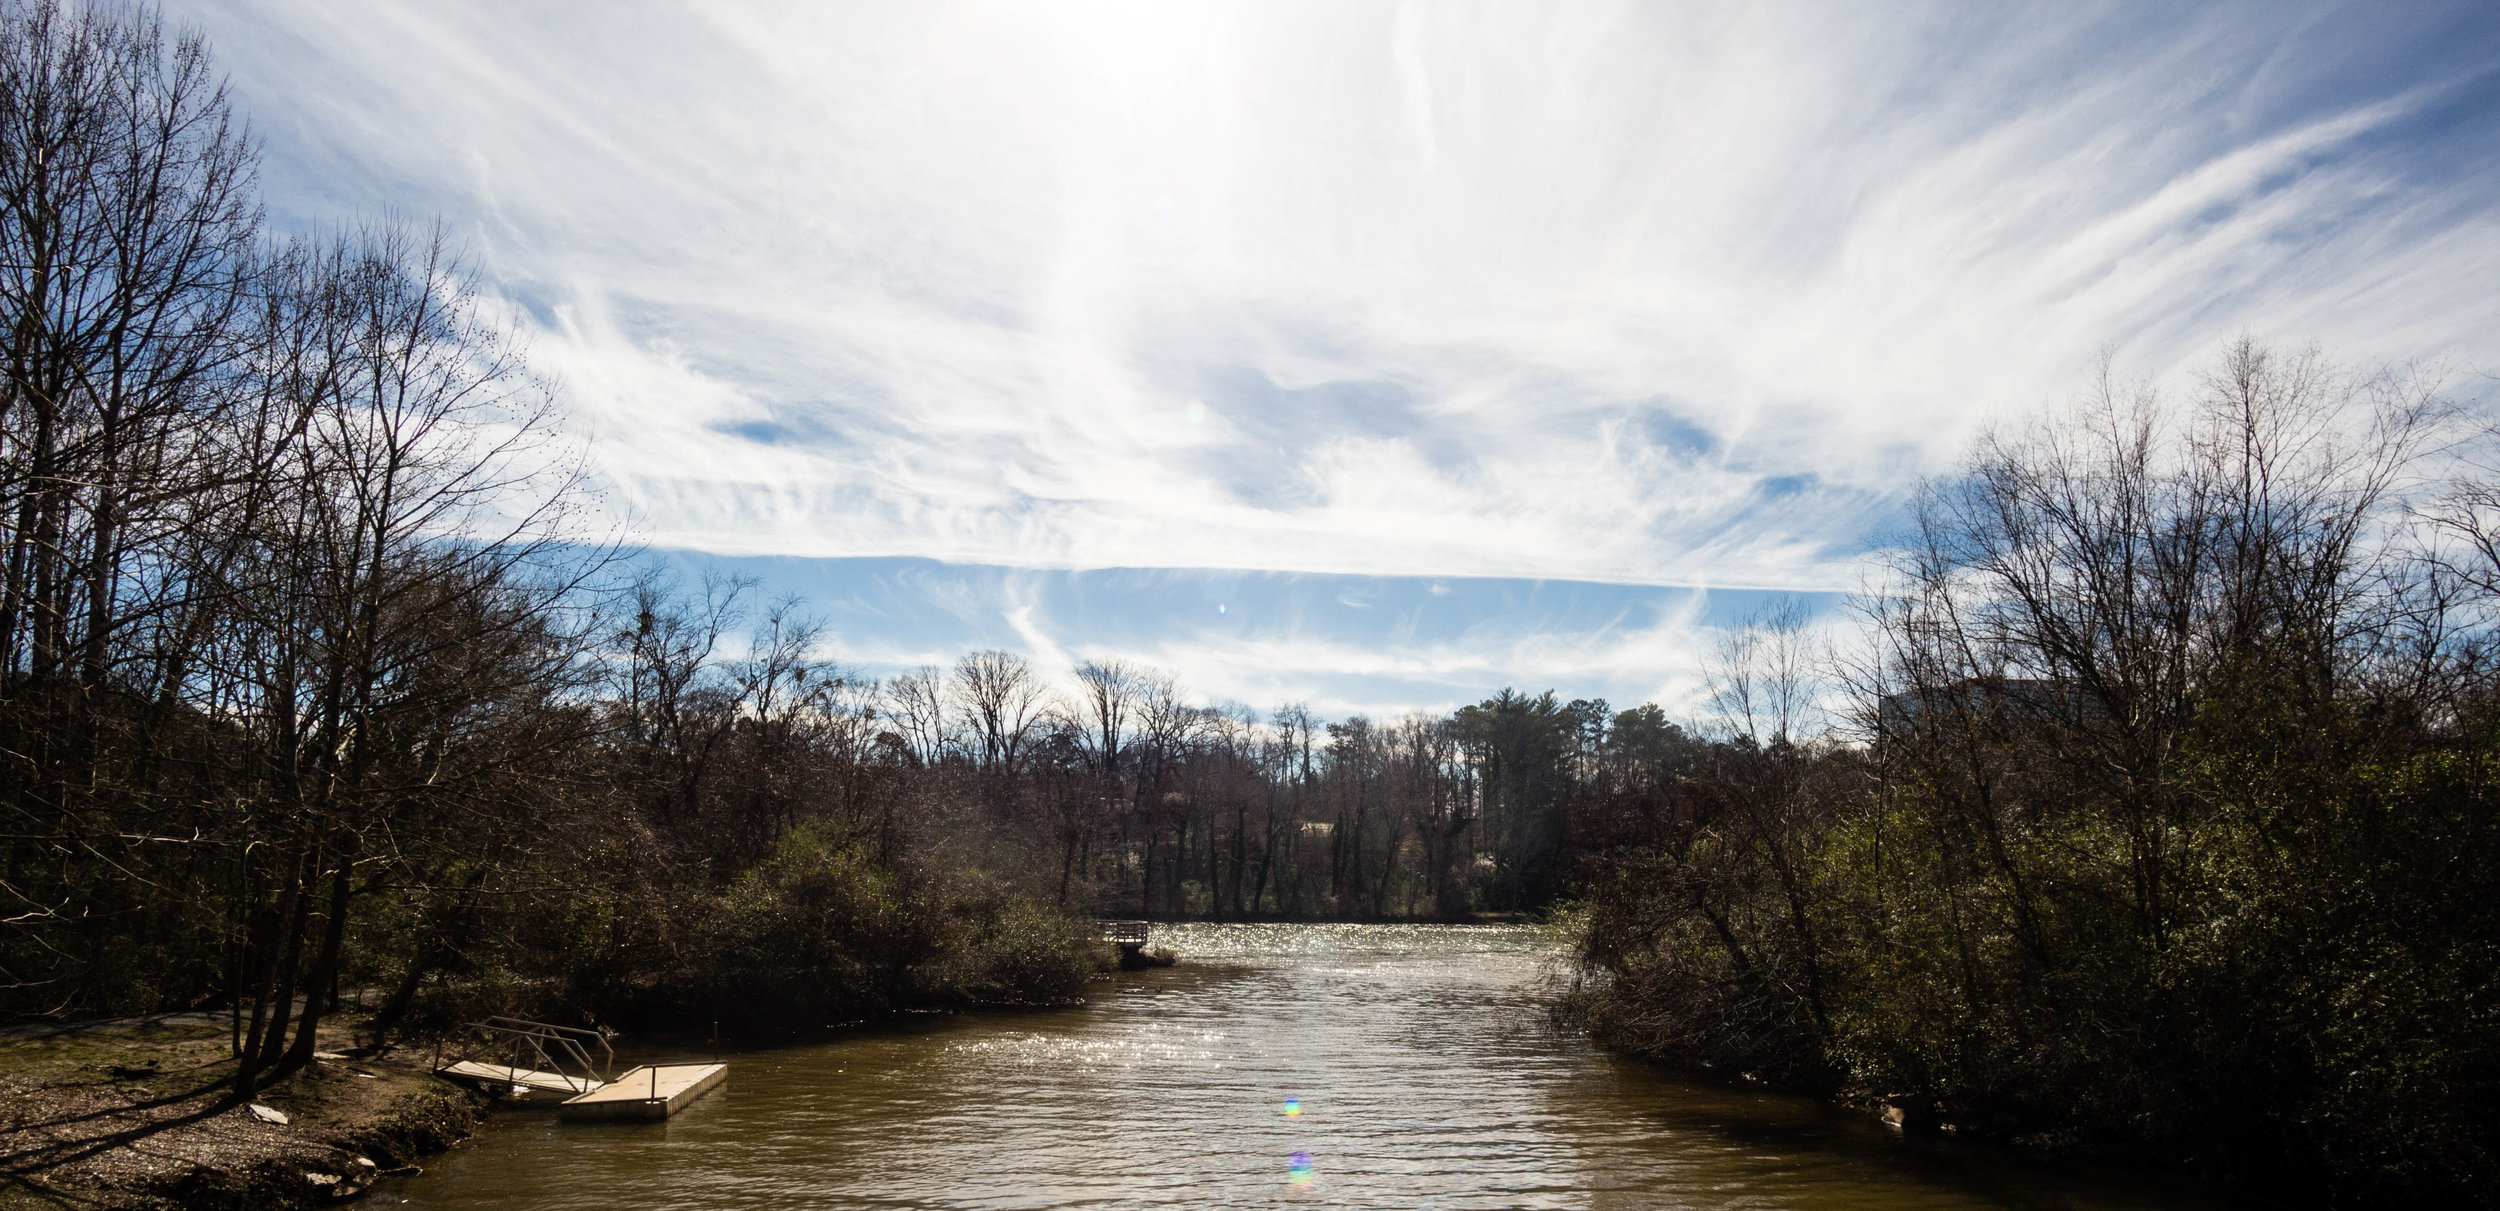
[433,1018,726,1121]
[559,1063,728,1121]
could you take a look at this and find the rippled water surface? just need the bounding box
[394,924,2233,1209]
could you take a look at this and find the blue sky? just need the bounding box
[171,0,2500,717]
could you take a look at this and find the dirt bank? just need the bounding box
[0,1015,486,1210]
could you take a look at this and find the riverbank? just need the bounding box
[0,1015,485,1210]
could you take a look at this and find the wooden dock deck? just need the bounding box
[559,1063,727,1121]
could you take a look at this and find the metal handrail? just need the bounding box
[440,1016,616,1090]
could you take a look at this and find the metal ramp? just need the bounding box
[437,1059,602,1095]
[433,1017,615,1096]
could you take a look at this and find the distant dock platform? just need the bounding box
[1100,919,1172,968]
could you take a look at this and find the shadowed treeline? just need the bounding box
[1568,342,2500,1207]
[871,643,1658,924]
[599,575,1649,933]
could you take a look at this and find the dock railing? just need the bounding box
[435,1016,616,1092]
[1098,920,1150,947]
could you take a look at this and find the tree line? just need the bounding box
[875,646,1653,923]
[599,575,1658,931]
[1569,342,2500,1206]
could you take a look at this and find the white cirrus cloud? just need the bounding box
[164,0,2500,706]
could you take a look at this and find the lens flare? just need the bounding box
[1283,1097,1300,1116]
[1288,1149,1314,1186]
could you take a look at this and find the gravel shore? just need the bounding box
[0,1015,486,1210]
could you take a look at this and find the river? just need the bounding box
[391,923,2238,1209]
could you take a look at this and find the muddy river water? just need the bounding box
[392,923,2235,1209]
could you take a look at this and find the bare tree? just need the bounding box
[1876,341,2445,953]
[0,0,259,1000]
[882,665,951,766]
[0,0,258,691]
[214,220,592,1097]
[1127,668,1192,915]
[1069,658,1138,777]
[952,649,1044,777]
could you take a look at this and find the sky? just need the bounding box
[167,0,2500,719]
